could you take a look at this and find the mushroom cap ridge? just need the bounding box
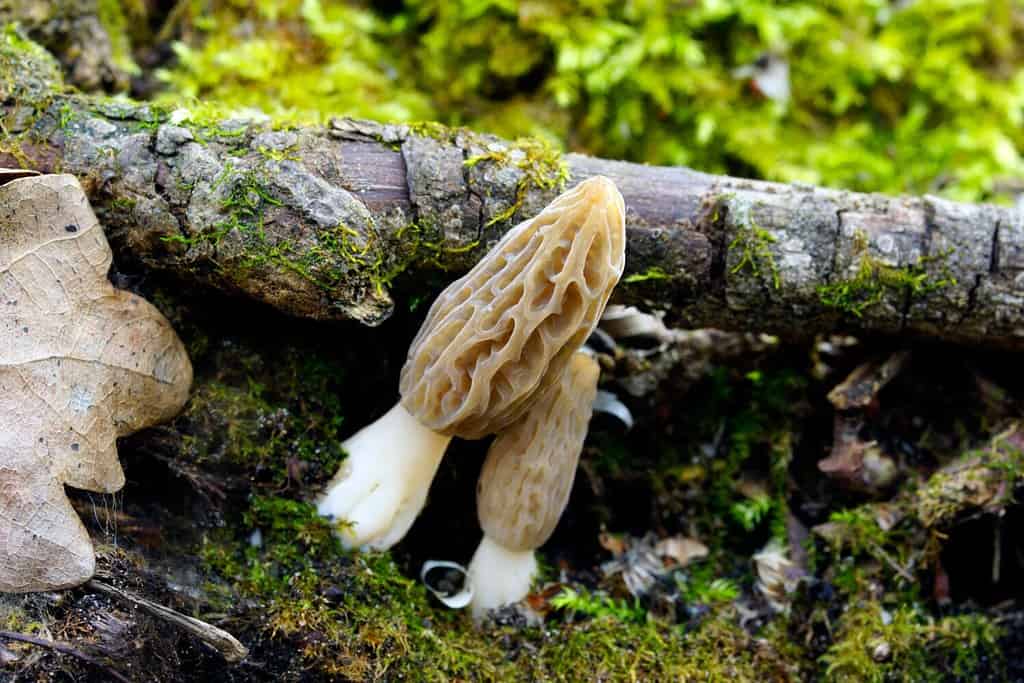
[400,176,625,439]
[476,351,601,551]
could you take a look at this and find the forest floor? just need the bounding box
[3,261,1024,681]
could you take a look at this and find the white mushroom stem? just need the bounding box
[316,402,451,549]
[467,535,539,620]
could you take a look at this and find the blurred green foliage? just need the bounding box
[156,0,1024,202]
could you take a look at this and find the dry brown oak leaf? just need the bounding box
[0,173,192,592]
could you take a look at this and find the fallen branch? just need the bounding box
[0,629,133,683]
[86,579,248,663]
[3,32,1023,348]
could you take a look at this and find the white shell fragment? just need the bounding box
[592,390,634,430]
[420,560,473,609]
[752,539,801,613]
[600,534,665,598]
[600,305,677,347]
[655,536,708,568]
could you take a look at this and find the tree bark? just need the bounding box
[3,45,1023,349]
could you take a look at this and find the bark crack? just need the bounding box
[990,219,1001,274]
[828,209,846,282]
[458,143,486,244]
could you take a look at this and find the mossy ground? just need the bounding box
[2,274,1017,681]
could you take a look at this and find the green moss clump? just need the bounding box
[818,250,956,317]
[705,368,803,543]
[821,603,1002,682]
[0,24,63,102]
[622,266,671,284]
[464,136,569,225]
[0,598,45,635]
[156,1,433,126]
[915,424,1024,528]
[729,222,781,290]
[177,347,348,488]
[158,2,1024,203]
[197,490,806,680]
[814,504,923,600]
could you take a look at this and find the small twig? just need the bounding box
[869,543,915,582]
[0,630,132,683]
[86,579,248,663]
[146,449,229,502]
[992,518,1002,585]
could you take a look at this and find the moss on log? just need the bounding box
[2,27,1023,348]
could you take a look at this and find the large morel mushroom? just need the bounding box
[317,176,626,550]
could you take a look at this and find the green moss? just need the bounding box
[0,28,66,170]
[549,587,645,624]
[821,603,1002,682]
[406,120,453,140]
[704,368,802,543]
[110,197,137,210]
[154,2,432,126]
[729,223,781,290]
[915,425,1024,528]
[161,153,477,300]
[818,248,956,317]
[0,24,63,101]
[177,348,348,488]
[95,0,141,78]
[196,488,806,681]
[464,136,569,226]
[157,1,1024,203]
[676,567,742,608]
[622,266,671,284]
[0,598,44,635]
[256,144,298,162]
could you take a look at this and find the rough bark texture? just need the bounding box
[3,44,1024,348]
[0,1,132,91]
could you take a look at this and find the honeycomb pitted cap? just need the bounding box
[476,351,600,551]
[399,176,625,439]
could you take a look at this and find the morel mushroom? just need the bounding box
[468,350,600,617]
[318,176,626,549]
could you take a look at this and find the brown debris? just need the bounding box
[0,173,193,592]
[826,351,910,410]
[819,352,908,491]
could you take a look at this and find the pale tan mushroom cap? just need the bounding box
[400,176,625,438]
[476,351,600,552]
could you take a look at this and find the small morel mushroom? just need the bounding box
[318,177,626,549]
[468,350,601,617]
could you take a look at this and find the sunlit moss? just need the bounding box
[158,1,1024,202]
[821,603,1002,682]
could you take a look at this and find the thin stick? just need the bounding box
[86,579,248,663]
[0,630,132,683]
